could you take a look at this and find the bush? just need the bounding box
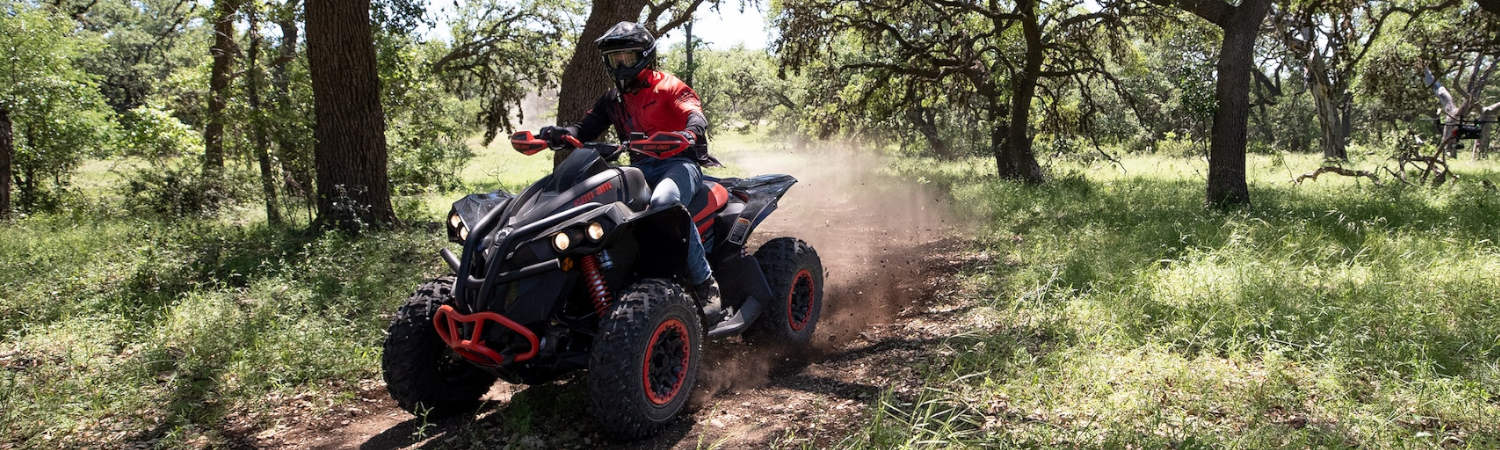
[123,158,257,217]
[119,104,202,158]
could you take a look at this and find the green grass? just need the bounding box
[0,137,572,447]
[0,132,777,447]
[849,152,1500,448]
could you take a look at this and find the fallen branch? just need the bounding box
[1294,166,1381,185]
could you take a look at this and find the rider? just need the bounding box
[539,21,723,318]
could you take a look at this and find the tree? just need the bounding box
[306,0,395,230]
[0,106,9,220]
[1273,1,1402,161]
[555,0,651,127]
[775,0,1138,183]
[430,0,571,144]
[1359,2,1499,159]
[0,7,115,217]
[56,0,204,114]
[1153,0,1272,206]
[244,0,282,224]
[554,0,719,124]
[204,0,245,176]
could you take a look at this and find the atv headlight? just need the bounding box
[447,211,470,242]
[586,222,605,241]
[552,231,571,252]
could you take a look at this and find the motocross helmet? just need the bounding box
[595,21,656,89]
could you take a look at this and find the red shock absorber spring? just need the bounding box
[580,254,611,317]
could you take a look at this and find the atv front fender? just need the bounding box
[610,205,694,280]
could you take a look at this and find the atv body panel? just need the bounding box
[431,144,801,378]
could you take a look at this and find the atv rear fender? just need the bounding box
[718,174,798,250]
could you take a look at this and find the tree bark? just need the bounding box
[684,17,695,86]
[1305,56,1348,160]
[204,0,242,176]
[1424,67,1464,157]
[553,0,648,166]
[1476,102,1499,159]
[272,1,314,216]
[306,0,395,230]
[555,0,648,123]
[907,106,953,159]
[246,4,282,225]
[1202,0,1269,206]
[996,0,1046,184]
[0,108,10,220]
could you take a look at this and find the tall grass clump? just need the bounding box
[0,139,559,447]
[857,152,1500,447]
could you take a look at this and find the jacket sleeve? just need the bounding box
[570,91,618,142]
[676,85,708,143]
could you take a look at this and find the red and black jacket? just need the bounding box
[570,69,716,166]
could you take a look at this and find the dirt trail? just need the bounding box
[262,142,981,449]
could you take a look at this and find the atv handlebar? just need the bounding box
[510,130,693,161]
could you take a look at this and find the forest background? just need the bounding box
[2,0,1500,447]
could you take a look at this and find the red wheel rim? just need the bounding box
[642,318,691,405]
[786,269,816,331]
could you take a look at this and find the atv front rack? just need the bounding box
[432,305,539,367]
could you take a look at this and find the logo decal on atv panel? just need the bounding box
[573,182,614,207]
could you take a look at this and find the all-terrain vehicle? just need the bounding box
[381,130,824,439]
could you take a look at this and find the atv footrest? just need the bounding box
[433,305,539,367]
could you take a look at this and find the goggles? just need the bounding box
[603,49,643,69]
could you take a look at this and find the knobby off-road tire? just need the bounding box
[382,276,496,418]
[748,237,824,345]
[588,279,703,440]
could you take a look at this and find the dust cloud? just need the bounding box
[694,139,964,399]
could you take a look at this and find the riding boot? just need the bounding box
[692,276,725,324]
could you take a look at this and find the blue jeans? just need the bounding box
[634,158,713,284]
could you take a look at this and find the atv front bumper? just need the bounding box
[433,305,539,367]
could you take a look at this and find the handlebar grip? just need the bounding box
[563,135,583,148]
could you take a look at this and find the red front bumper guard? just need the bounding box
[432,304,539,366]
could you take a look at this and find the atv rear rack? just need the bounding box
[432,305,539,367]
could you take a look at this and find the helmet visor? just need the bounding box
[604,49,642,69]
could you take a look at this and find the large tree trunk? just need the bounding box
[553,0,648,166]
[306,0,395,231]
[1305,58,1348,160]
[0,108,10,220]
[1424,67,1464,156]
[907,106,953,159]
[1203,0,1269,206]
[557,1,649,124]
[996,0,1046,184]
[246,4,282,225]
[204,0,242,176]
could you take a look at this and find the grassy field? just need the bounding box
[0,138,559,447]
[5,136,1499,447]
[849,152,1500,447]
[0,133,763,448]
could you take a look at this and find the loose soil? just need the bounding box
[255,143,986,449]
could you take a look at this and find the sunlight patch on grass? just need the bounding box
[853,152,1500,447]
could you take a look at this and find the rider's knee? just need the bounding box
[650,178,681,208]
